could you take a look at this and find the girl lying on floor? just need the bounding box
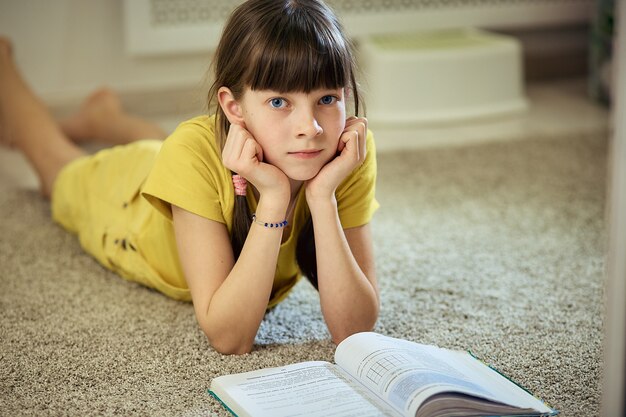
[0,0,379,354]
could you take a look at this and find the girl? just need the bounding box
[0,0,379,355]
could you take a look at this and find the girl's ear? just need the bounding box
[217,87,245,126]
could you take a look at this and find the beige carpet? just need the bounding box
[0,131,607,416]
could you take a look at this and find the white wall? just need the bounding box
[602,0,626,414]
[0,0,590,120]
[0,0,210,108]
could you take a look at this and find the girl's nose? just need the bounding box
[295,110,323,139]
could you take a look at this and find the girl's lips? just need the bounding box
[288,149,323,159]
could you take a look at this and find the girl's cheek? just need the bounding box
[335,122,346,140]
[338,113,348,133]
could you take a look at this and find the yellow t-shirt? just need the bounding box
[52,114,378,307]
[142,115,379,307]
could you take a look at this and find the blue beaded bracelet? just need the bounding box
[252,214,288,228]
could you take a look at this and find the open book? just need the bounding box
[209,332,557,417]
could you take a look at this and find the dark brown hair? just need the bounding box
[207,0,362,288]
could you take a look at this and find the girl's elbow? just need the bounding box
[199,323,254,355]
[330,319,377,345]
[211,337,253,355]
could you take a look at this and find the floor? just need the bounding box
[0,77,610,191]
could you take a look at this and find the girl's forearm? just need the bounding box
[204,197,288,354]
[309,198,379,344]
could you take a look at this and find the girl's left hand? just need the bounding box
[305,117,367,204]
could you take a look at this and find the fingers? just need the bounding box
[340,117,367,163]
[341,130,359,159]
[242,137,262,162]
[305,117,368,199]
[221,124,244,161]
[222,124,262,175]
[345,116,367,133]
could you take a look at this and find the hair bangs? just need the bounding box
[244,10,350,93]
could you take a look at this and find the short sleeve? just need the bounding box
[336,130,380,229]
[141,116,230,224]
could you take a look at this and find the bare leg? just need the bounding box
[59,87,168,144]
[0,37,84,198]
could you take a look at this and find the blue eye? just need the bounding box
[320,95,336,105]
[270,98,286,108]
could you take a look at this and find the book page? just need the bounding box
[449,351,554,413]
[209,361,401,417]
[334,333,552,416]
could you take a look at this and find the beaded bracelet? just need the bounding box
[252,214,289,228]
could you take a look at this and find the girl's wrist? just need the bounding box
[257,193,290,220]
[307,195,338,218]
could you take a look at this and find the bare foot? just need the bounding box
[0,37,13,62]
[59,87,125,143]
[0,37,15,147]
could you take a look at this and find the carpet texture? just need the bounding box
[0,131,607,416]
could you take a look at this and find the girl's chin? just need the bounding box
[286,172,320,182]
[272,153,334,182]
[282,166,324,182]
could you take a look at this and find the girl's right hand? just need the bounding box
[221,124,290,203]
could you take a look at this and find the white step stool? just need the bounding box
[359,28,527,125]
